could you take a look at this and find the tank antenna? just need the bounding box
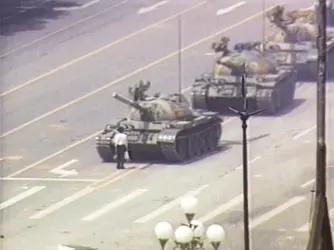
[261,0,266,51]
[177,14,182,102]
[228,65,265,250]
[306,0,334,248]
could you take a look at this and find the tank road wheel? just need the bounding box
[206,128,217,151]
[187,136,196,158]
[213,123,222,145]
[284,75,296,106]
[265,89,281,114]
[202,130,212,153]
[207,123,221,151]
[198,132,208,154]
[188,134,201,157]
[175,138,189,161]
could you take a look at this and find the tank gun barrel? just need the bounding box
[112,93,145,111]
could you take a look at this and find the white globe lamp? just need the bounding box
[180,196,198,222]
[155,222,173,249]
[206,224,226,250]
[190,220,205,248]
[190,220,205,238]
[174,225,194,250]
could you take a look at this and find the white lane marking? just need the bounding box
[236,156,262,170]
[204,52,216,56]
[253,174,263,178]
[295,206,334,232]
[0,186,45,211]
[222,117,237,125]
[300,164,334,188]
[54,0,100,11]
[29,187,95,219]
[0,177,99,182]
[6,131,101,178]
[28,169,139,219]
[295,223,310,232]
[249,196,306,229]
[82,189,148,221]
[138,0,169,14]
[293,125,316,140]
[300,179,315,188]
[198,195,243,222]
[216,1,247,16]
[50,159,79,177]
[134,184,209,223]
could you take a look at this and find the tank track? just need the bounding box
[159,116,222,162]
[255,72,296,114]
[191,89,208,110]
[96,139,115,162]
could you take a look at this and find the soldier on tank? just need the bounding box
[129,80,151,101]
[267,5,286,24]
[211,36,231,56]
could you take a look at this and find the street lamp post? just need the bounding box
[154,196,226,250]
[229,73,265,250]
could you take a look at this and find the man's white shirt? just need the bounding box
[113,133,128,147]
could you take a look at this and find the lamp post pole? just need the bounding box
[306,0,334,249]
[229,72,265,250]
[178,14,182,102]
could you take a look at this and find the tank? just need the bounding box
[95,84,222,163]
[191,37,297,115]
[263,4,334,79]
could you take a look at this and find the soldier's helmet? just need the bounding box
[220,36,230,45]
[267,5,285,22]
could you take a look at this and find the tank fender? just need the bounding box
[157,128,180,144]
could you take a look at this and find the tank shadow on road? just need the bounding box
[0,0,80,36]
[216,98,306,117]
[274,98,306,116]
[222,133,270,146]
[127,144,233,167]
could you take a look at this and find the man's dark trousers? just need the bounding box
[116,145,126,169]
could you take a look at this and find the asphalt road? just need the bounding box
[1,0,333,250]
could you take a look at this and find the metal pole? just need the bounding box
[178,14,182,102]
[229,69,265,250]
[316,0,327,202]
[262,0,266,44]
[306,0,333,249]
[241,108,251,250]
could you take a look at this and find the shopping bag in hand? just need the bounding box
[124,151,130,161]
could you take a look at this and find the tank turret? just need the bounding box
[266,5,317,43]
[263,4,334,80]
[96,85,223,163]
[191,37,298,115]
[112,92,195,122]
[212,36,279,77]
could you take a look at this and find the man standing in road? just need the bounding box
[113,126,128,169]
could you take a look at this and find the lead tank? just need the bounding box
[264,5,334,79]
[191,37,297,114]
[96,85,222,163]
